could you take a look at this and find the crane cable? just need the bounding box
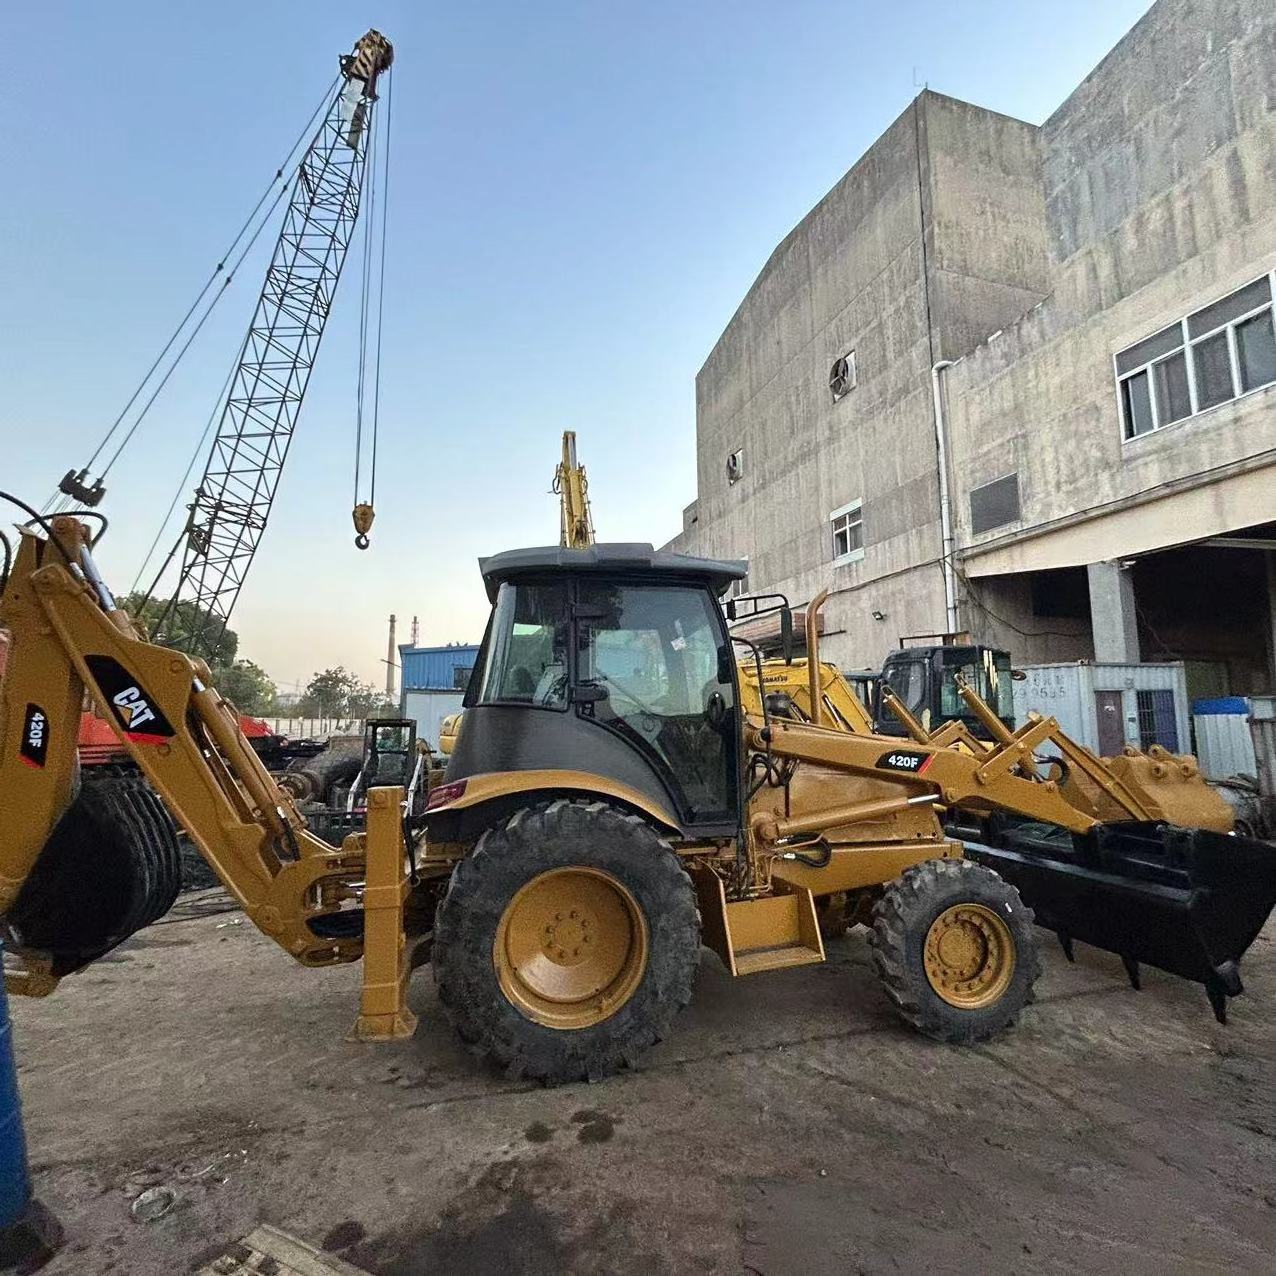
[44,72,342,516]
[352,68,392,550]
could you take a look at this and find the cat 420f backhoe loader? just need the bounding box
[4,515,1276,1086]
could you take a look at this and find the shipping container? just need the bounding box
[1191,697,1258,780]
[1012,662,1190,757]
[1250,695,1276,800]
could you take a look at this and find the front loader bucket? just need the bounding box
[963,821,1276,1022]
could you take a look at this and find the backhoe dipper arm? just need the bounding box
[0,518,368,968]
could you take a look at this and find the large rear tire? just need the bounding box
[869,858,1040,1044]
[432,799,700,1084]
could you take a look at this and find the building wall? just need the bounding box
[403,689,465,751]
[947,0,1276,577]
[399,644,479,693]
[671,0,1276,682]
[670,93,1050,670]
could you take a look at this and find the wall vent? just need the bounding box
[726,448,744,485]
[829,350,857,402]
[969,473,1021,535]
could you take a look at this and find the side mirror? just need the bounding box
[717,646,734,685]
[725,598,737,621]
[780,607,794,665]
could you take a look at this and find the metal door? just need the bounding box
[1094,690,1125,757]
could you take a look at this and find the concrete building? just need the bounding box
[668,0,1276,699]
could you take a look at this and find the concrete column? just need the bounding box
[1087,561,1141,663]
[1266,553,1276,685]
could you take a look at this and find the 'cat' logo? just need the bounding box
[83,655,176,744]
[112,686,157,730]
[20,704,49,768]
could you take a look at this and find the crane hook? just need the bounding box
[352,502,375,550]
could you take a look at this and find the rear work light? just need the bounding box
[426,780,468,810]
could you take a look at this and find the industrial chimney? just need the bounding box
[385,613,397,700]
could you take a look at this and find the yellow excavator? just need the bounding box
[4,499,1275,1085]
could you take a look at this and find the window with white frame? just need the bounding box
[1116,273,1276,440]
[831,500,864,563]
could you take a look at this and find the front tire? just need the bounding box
[432,799,700,1084]
[869,858,1040,1044]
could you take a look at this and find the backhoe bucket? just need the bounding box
[964,821,1276,1022]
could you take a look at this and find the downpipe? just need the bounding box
[931,360,958,634]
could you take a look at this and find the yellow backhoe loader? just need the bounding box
[445,431,1272,1036]
[4,507,1274,1086]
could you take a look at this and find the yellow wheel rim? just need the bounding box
[923,903,1015,1009]
[494,867,649,1030]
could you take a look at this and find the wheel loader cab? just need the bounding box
[876,644,1015,741]
[444,544,748,835]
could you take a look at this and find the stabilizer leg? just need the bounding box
[1121,954,1141,991]
[349,786,418,1042]
[1058,932,1075,963]
[1205,980,1228,1025]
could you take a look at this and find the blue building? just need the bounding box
[398,643,479,748]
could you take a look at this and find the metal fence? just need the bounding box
[255,717,364,740]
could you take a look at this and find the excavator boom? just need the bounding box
[554,430,595,549]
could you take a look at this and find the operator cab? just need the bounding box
[875,643,1015,740]
[447,544,747,835]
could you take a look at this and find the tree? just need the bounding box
[297,667,395,720]
[348,682,397,720]
[121,592,238,670]
[214,659,279,716]
[297,667,362,719]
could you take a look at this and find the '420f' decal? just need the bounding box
[875,748,932,774]
[20,704,49,768]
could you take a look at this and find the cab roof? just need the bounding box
[478,543,748,602]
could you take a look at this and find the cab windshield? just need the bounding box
[939,649,1014,723]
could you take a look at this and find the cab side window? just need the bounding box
[882,659,928,726]
[474,582,570,709]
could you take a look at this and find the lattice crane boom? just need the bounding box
[157,30,393,656]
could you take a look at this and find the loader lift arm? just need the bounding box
[0,517,419,1034]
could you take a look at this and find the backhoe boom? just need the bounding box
[0,518,417,1033]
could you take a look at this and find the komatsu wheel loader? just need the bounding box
[4,514,1276,1085]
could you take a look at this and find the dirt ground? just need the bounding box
[10,890,1276,1275]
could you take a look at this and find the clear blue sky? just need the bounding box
[3,1,1151,689]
